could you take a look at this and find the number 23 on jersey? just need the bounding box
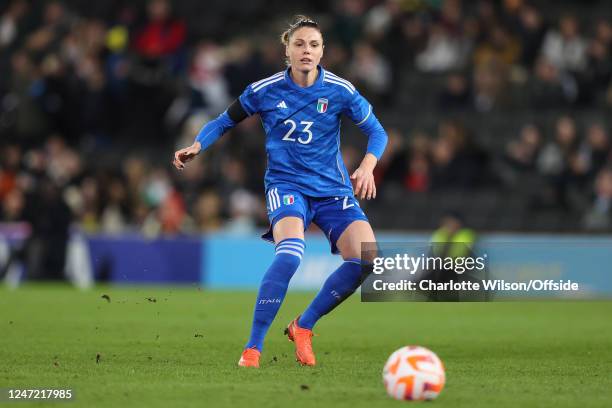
[282,120,314,145]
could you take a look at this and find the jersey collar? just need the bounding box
[284,65,324,91]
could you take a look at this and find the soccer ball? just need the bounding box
[382,346,445,401]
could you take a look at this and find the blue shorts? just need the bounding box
[261,185,369,254]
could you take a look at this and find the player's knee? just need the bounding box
[275,252,302,271]
[341,247,370,264]
[267,251,302,283]
[274,238,305,270]
[338,240,361,261]
[337,222,377,262]
[341,242,378,264]
[360,249,379,265]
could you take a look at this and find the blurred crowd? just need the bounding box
[375,116,612,230]
[0,0,611,235]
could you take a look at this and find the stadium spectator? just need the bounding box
[472,60,508,112]
[529,56,576,108]
[0,0,28,50]
[76,176,100,233]
[0,177,72,281]
[403,132,431,193]
[538,116,578,178]
[541,15,587,72]
[223,189,260,234]
[594,19,612,47]
[159,186,186,234]
[536,115,580,209]
[514,4,546,68]
[437,72,471,110]
[430,120,485,189]
[363,0,401,41]
[189,40,231,115]
[583,167,612,231]
[416,22,465,72]
[372,128,405,186]
[581,33,612,104]
[331,0,366,50]
[0,144,21,200]
[193,189,223,232]
[132,0,185,61]
[99,178,130,234]
[572,124,611,182]
[473,26,520,69]
[474,0,498,42]
[349,41,391,100]
[505,123,542,173]
[438,0,463,36]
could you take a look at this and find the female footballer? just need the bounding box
[173,15,387,368]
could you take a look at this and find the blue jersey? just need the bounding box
[238,67,376,198]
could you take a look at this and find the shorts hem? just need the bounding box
[261,211,306,244]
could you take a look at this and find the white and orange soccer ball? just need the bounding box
[382,346,446,401]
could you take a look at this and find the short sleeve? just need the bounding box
[238,85,259,116]
[344,90,372,126]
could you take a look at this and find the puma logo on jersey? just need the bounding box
[276,100,287,109]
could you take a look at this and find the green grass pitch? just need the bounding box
[1,285,611,407]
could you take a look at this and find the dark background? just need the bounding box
[1,0,611,235]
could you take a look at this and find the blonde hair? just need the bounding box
[280,15,322,46]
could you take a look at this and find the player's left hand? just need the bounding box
[351,166,376,200]
[173,142,201,170]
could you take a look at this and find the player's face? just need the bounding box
[286,27,324,73]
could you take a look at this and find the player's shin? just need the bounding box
[244,238,305,352]
[298,258,362,330]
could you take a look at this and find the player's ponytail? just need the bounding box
[280,15,321,47]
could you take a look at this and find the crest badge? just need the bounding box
[317,98,328,113]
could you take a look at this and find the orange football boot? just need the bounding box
[285,317,316,366]
[238,347,260,368]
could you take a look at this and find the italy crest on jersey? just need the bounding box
[283,195,295,205]
[317,98,328,113]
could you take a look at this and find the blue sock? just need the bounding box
[298,258,362,330]
[245,238,304,351]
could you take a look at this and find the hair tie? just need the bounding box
[291,19,317,30]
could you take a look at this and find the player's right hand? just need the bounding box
[173,142,201,170]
